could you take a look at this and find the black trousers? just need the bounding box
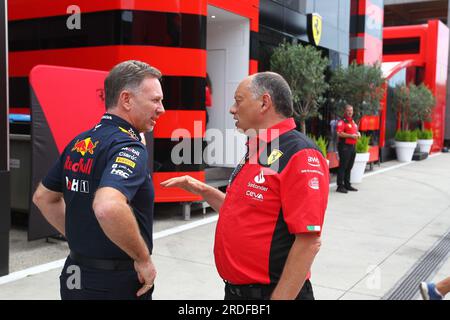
[224,279,314,300]
[59,256,153,300]
[337,142,356,188]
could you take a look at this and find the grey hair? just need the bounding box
[104,60,162,109]
[249,72,293,118]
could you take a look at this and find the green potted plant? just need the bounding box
[392,84,418,162]
[350,135,370,184]
[394,129,418,162]
[417,129,433,154]
[410,84,435,154]
[271,41,329,134]
[310,135,329,166]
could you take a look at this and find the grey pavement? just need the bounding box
[1,153,450,300]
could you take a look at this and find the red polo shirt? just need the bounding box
[214,118,329,285]
[336,116,358,145]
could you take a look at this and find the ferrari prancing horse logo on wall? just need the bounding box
[307,13,322,46]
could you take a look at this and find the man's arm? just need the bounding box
[93,187,156,296]
[270,233,321,300]
[32,183,66,236]
[337,131,358,139]
[160,176,225,212]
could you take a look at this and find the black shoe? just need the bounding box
[345,185,358,192]
[336,186,348,193]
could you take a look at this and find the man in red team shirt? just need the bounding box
[336,104,361,193]
[161,72,329,300]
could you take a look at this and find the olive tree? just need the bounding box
[329,62,385,121]
[270,41,329,134]
[409,83,435,130]
[392,83,435,131]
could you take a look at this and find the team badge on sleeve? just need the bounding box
[267,149,283,165]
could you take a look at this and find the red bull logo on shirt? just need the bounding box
[71,138,99,156]
[64,156,93,174]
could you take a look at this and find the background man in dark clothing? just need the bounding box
[336,104,360,193]
[32,60,165,299]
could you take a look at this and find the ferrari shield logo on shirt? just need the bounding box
[267,149,283,165]
[71,137,99,156]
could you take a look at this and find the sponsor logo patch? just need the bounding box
[118,152,137,161]
[247,182,269,192]
[71,137,99,156]
[267,149,283,165]
[307,156,321,168]
[111,168,130,179]
[300,169,324,176]
[65,177,89,193]
[64,156,93,174]
[308,177,320,190]
[246,190,264,201]
[115,157,136,168]
[121,147,140,157]
[254,170,265,184]
[119,127,139,141]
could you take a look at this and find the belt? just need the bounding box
[69,251,135,271]
[224,281,276,299]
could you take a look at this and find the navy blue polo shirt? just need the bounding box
[42,114,154,260]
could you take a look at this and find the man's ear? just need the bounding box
[261,93,272,113]
[118,90,132,111]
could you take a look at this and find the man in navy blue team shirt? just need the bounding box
[32,60,165,300]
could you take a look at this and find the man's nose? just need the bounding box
[158,103,165,115]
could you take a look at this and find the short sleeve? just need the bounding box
[42,155,64,192]
[98,141,148,201]
[279,148,329,235]
[205,86,212,107]
[336,120,345,133]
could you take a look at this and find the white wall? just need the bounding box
[206,13,250,167]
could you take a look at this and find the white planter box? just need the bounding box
[350,152,370,184]
[417,139,433,154]
[395,141,417,162]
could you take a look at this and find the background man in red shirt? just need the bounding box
[336,104,361,193]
